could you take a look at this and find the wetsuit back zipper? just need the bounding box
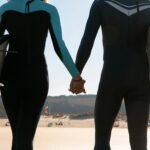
[25,0,34,65]
[25,0,34,13]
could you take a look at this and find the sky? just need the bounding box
[0,0,104,96]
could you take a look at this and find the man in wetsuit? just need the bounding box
[70,0,150,150]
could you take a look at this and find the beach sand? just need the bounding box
[0,127,150,150]
[0,116,128,128]
[0,117,150,150]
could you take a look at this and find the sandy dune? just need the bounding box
[0,127,150,150]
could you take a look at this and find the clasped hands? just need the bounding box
[69,76,86,94]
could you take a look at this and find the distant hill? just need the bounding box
[1,95,148,118]
[43,95,127,114]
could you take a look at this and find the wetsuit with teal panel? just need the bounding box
[0,0,80,150]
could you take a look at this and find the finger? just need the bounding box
[74,91,80,94]
[74,90,81,94]
[83,88,86,93]
[69,88,73,92]
[72,88,81,94]
[75,88,85,94]
[70,88,81,94]
[82,79,86,84]
[78,88,86,94]
[69,88,76,94]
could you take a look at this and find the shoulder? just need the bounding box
[92,0,103,7]
[0,2,12,16]
[0,2,12,22]
[35,1,59,15]
[90,0,104,13]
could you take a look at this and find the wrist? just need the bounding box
[72,76,82,81]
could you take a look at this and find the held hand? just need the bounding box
[69,76,86,94]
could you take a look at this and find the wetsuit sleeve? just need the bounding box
[0,17,5,36]
[48,6,80,77]
[76,1,101,73]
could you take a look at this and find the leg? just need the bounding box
[94,82,123,150]
[0,84,20,149]
[12,83,48,150]
[125,95,150,150]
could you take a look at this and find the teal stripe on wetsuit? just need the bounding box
[0,0,80,77]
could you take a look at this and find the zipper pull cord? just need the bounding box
[25,0,34,13]
[25,0,34,65]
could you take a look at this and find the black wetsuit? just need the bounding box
[0,0,80,150]
[0,11,49,150]
[76,0,150,150]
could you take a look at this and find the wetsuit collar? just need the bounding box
[12,0,31,2]
[12,0,39,3]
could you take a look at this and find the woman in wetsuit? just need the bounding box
[0,0,85,150]
[70,0,150,150]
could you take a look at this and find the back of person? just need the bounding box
[74,0,150,150]
[99,0,150,80]
[0,1,83,150]
[0,0,53,56]
[0,0,54,85]
[1,0,81,87]
[76,0,150,88]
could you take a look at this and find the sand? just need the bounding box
[0,117,150,150]
[0,127,150,150]
[0,116,128,128]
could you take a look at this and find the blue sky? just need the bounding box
[0,0,104,96]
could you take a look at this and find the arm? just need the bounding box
[0,3,8,36]
[0,23,5,36]
[0,12,6,82]
[76,1,101,73]
[48,6,80,77]
[0,15,6,36]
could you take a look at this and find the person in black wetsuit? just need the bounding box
[0,0,85,150]
[70,0,150,150]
